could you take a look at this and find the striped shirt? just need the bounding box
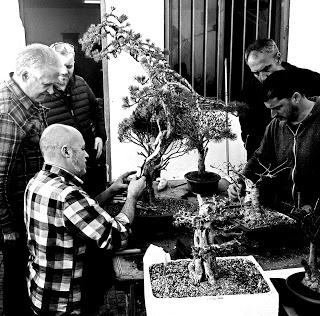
[24,164,130,314]
[0,74,47,235]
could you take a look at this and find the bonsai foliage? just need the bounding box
[181,103,236,175]
[80,7,235,203]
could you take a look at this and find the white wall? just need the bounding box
[288,1,320,72]
[0,1,25,80]
[107,0,246,180]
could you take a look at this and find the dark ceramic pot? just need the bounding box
[286,271,320,306]
[184,171,221,196]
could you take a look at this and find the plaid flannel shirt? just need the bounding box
[0,74,47,235]
[24,164,130,315]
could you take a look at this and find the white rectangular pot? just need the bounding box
[143,245,279,316]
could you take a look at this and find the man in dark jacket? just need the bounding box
[239,38,320,160]
[42,42,107,197]
[226,70,320,210]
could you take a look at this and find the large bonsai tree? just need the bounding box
[80,7,235,203]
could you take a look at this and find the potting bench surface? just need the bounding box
[111,180,313,316]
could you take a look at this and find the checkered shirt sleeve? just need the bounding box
[25,166,131,314]
[0,113,22,233]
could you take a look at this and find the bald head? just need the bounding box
[40,124,88,176]
[40,124,79,156]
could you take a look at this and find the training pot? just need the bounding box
[184,171,221,196]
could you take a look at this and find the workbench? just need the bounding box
[111,180,315,316]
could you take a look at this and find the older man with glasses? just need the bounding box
[0,43,62,316]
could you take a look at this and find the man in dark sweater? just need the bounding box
[225,70,320,210]
[239,38,320,160]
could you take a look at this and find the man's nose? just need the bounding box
[47,85,54,95]
[60,66,68,76]
[271,109,277,118]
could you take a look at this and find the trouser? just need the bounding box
[3,237,32,316]
[81,244,115,315]
[83,154,107,197]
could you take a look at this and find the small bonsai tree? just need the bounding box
[175,194,242,285]
[80,7,236,203]
[181,102,236,177]
[292,202,320,293]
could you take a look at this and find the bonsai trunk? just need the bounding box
[301,241,320,293]
[141,175,156,205]
[197,147,207,175]
[308,241,317,272]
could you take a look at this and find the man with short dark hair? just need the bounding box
[226,70,320,209]
[25,123,146,315]
[238,38,320,160]
[0,43,62,316]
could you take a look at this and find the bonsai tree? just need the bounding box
[292,202,320,293]
[117,88,189,204]
[175,194,242,285]
[181,101,236,193]
[80,7,235,202]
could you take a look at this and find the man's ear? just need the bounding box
[275,51,282,63]
[61,145,71,157]
[291,92,302,104]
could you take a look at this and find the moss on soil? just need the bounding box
[149,258,270,298]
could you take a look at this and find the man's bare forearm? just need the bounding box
[120,196,138,223]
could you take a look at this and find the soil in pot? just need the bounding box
[185,171,221,196]
[149,257,270,298]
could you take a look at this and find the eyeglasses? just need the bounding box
[50,42,75,56]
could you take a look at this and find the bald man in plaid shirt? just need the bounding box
[24,124,146,315]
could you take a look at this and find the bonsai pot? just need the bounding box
[144,245,279,316]
[184,171,221,196]
[107,197,196,237]
[286,272,320,306]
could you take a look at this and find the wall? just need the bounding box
[107,0,246,180]
[288,1,320,73]
[0,1,25,80]
[23,7,100,45]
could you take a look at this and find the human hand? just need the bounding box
[127,175,146,200]
[227,182,245,201]
[110,170,138,193]
[94,137,103,159]
[3,232,20,241]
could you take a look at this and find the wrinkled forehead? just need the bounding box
[31,65,60,81]
[57,53,75,66]
[247,51,276,71]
